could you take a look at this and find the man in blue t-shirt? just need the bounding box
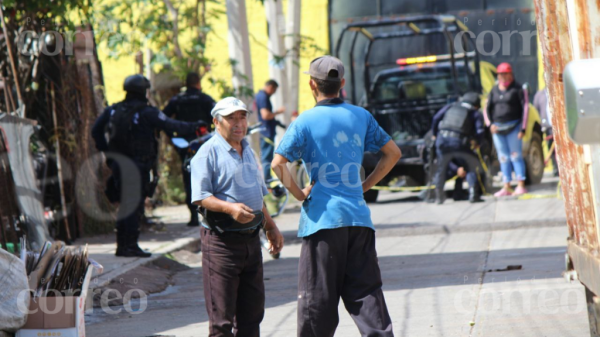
[254,79,285,182]
[272,56,401,337]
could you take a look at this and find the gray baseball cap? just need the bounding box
[303,56,345,82]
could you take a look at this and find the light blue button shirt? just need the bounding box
[191,132,268,212]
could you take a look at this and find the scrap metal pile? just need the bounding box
[20,238,103,297]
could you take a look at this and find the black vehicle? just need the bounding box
[335,15,544,202]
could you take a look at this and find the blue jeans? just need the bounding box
[260,137,275,182]
[492,125,526,183]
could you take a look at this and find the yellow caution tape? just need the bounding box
[516,180,561,200]
[371,176,457,192]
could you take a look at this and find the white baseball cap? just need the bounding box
[211,97,249,118]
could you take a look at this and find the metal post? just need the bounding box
[265,0,291,129]
[225,0,254,108]
[535,0,600,334]
[50,83,71,242]
[285,0,302,117]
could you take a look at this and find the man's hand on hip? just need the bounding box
[229,203,256,224]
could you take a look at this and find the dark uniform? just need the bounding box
[92,75,203,257]
[164,87,215,226]
[431,92,485,204]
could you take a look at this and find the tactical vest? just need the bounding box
[176,92,212,125]
[107,101,149,156]
[489,82,524,123]
[439,104,474,136]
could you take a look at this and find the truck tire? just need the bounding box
[364,189,379,203]
[525,133,544,185]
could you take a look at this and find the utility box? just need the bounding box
[563,59,600,144]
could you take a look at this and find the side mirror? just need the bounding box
[563,59,600,144]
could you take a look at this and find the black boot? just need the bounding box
[115,232,152,258]
[187,210,199,227]
[436,187,445,205]
[115,230,128,257]
[128,232,152,258]
[469,187,483,203]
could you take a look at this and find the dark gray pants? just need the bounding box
[201,227,265,337]
[297,227,394,337]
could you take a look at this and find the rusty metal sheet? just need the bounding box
[534,0,599,249]
[568,239,600,296]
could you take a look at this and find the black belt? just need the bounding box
[200,208,264,234]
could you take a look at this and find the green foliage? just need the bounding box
[92,0,217,78]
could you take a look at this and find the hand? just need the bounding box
[457,167,467,178]
[228,203,255,224]
[490,124,498,134]
[518,131,524,139]
[298,182,314,201]
[276,107,286,114]
[264,224,284,255]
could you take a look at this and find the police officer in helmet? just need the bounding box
[92,74,206,257]
[163,72,215,227]
[431,92,486,204]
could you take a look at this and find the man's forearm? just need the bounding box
[363,141,401,192]
[262,204,277,230]
[260,108,276,121]
[363,155,396,192]
[196,196,233,214]
[272,161,306,201]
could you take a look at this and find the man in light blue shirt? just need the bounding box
[191,97,283,337]
[272,56,401,337]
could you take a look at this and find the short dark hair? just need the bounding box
[186,72,201,88]
[265,79,279,88]
[311,76,342,96]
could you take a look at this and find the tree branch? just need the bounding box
[162,0,183,58]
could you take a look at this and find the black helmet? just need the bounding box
[123,74,151,94]
[460,92,480,108]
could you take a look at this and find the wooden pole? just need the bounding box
[0,4,24,116]
[50,83,72,241]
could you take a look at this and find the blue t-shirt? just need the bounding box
[275,99,391,237]
[254,90,277,139]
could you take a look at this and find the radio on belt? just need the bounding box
[563,58,600,144]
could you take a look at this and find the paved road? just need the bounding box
[85,177,589,337]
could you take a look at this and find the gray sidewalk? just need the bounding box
[81,178,566,288]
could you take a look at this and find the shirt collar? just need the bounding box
[315,97,344,107]
[214,131,248,153]
[186,87,202,94]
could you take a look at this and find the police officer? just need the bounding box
[92,74,205,257]
[431,92,485,204]
[164,72,216,227]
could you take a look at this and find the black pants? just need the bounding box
[177,148,198,223]
[435,136,483,191]
[297,227,393,337]
[201,227,265,337]
[113,159,150,235]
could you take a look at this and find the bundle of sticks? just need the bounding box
[20,238,103,298]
